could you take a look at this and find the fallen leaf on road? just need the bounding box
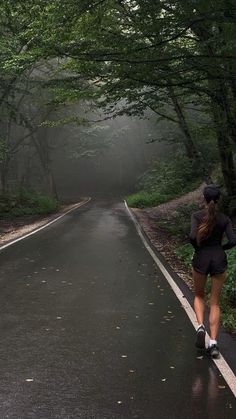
[26,379,34,382]
[218,385,226,389]
[161,378,167,382]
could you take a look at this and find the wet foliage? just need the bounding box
[126,152,203,208]
[0,191,59,218]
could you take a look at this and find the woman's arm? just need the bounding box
[222,219,236,250]
[189,214,199,250]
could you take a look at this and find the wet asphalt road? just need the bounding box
[0,200,235,419]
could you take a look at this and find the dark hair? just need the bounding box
[203,184,220,203]
[196,185,220,244]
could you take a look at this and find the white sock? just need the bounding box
[209,339,217,347]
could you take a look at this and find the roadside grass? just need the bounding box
[126,191,173,208]
[126,183,201,209]
[0,191,60,218]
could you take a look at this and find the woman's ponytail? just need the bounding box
[196,200,217,244]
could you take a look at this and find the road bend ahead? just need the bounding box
[0,200,235,419]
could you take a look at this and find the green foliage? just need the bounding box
[170,204,199,238]
[0,0,236,202]
[126,191,171,208]
[224,248,236,304]
[220,298,236,333]
[0,191,59,217]
[175,244,193,268]
[126,151,203,209]
[139,154,203,195]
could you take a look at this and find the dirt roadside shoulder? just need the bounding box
[131,206,194,289]
[0,198,90,247]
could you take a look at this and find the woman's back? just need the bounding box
[190,209,236,249]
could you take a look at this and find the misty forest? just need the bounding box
[0,1,236,330]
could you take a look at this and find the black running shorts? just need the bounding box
[192,246,227,276]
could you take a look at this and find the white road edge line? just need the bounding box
[124,200,236,398]
[0,198,91,251]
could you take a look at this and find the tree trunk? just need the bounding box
[45,169,58,200]
[190,19,236,206]
[168,88,199,160]
[212,102,236,207]
[0,160,10,195]
[31,133,58,200]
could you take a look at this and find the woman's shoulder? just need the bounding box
[217,212,231,224]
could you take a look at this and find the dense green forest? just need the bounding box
[0,0,236,206]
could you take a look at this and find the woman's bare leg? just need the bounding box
[193,269,208,325]
[209,272,226,340]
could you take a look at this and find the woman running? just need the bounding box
[189,184,236,358]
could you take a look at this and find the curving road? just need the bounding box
[0,200,235,418]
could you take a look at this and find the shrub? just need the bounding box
[126,191,172,208]
[137,153,203,196]
[175,244,193,268]
[224,247,236,304]
[30,195,59,214]
[126,151,203,209]
[0,192,60,217]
